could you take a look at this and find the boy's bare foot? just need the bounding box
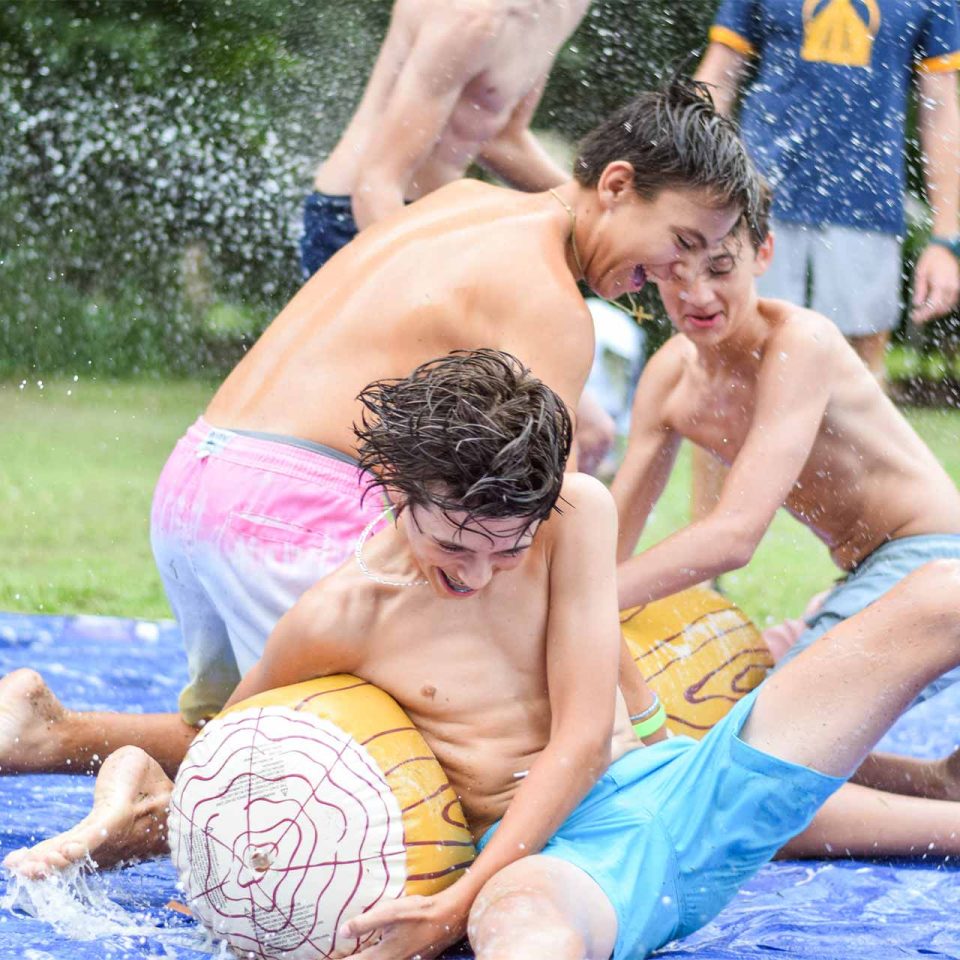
[2,746,172,878]
[0,669,73,773]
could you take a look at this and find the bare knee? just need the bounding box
[898,560,960,624]
[470,871,585,960]
[470,889,584,960]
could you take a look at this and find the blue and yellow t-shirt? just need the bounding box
[711,0,960,234]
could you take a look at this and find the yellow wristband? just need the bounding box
[632,702,667,739]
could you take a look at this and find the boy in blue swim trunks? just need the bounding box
[613,185,960,829]
[9,350,960,957]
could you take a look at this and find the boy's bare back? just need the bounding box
[206,181,592,457]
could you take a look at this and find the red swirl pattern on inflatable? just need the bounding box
[169,707,406,959]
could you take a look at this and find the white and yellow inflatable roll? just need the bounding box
[622,586,772,739]
[168,675,475,959]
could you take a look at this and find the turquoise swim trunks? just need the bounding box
[782,534,960,704]
[478,690,843,959]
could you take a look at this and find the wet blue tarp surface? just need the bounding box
[1,611,959,959]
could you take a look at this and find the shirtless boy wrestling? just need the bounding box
[613,186,960,849]
[12,349,960,960]
[0,79,753,797]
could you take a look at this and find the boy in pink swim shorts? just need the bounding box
[0,78,759,786]
[151,419,385,725]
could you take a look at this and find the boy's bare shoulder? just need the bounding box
[551,473,617,538]
[763,299,846,347]
[284,568,382,669]
[561,471,616,509]
[655,332,699,369]
[629,333,692,415]
[761,299,846,368]
[534,473,615,546]
[533,473,617,572]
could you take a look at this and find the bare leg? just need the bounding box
[2,746,172,877]
[849,330,889,386]
[469,855,617,960]
[781,781,960,858]
[852,747,960,801]
[742,561,960,779]
[0,669,197,778]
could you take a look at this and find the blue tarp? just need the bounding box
[1,611,959,959]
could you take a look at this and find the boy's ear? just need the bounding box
[753,230,775,277]
[596,161,637,208]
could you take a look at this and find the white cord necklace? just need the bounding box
[354,508,429,588]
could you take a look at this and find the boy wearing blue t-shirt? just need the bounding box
[696,0,960,379]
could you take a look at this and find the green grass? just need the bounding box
[639,406,960,627]
[2,378,960,629]
[0,377,215,617]
[887,343,960,381]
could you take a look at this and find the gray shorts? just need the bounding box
[758,219,902,337]
[779,534,960,706]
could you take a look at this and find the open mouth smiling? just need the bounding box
[439,569,475,596]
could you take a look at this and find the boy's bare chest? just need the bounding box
[359,584,550,722]
[446,8,585,139]
[671,378,756,463]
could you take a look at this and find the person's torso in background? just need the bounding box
[714,0,960,233]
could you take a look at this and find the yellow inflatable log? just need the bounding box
[169,675,475,959]
[622,586,772,739]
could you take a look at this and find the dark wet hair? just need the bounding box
[354,349,572,532]
[574,75,761,232]
[744,178,773,250]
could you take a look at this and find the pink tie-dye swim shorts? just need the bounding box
[151,417,384,724]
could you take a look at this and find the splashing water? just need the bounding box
[1,859,215,957]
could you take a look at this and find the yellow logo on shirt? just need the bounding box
[801,0,881,67]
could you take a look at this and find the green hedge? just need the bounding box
[5,0,951,379]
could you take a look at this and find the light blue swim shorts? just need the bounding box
[781,533,960,704]
[478,690,843,959]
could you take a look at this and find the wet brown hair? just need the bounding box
[575,75,762,236]
[354,349,572,533]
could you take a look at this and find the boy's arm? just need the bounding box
[475,75,570,191]
[350,8,497,229]
[618,321,833,610]
[912,68,960,324]
[223,586,358,709]
[472,473,622,847]
[342,474,622,957]
[618,636,668,744]
[694,41,750,116]
[611,345,684,563]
